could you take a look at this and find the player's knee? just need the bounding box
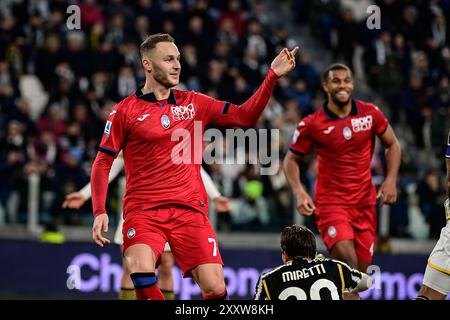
[124,244,157,273]
[200,277,226,296]
[125,255,155,273]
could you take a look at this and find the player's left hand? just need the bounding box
[377,179,397,206]
[213,195,231,213]
[270,47,299,77]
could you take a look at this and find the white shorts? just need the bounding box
[113,214,171,252]
[422,222,450,295]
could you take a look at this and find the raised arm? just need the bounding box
[206,47,299,128]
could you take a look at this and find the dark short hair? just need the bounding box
[321,63,353,83]
[280,224,316,259]
[140,33,175,57]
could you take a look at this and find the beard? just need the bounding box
[330,92,351,108]
[153,67,179,88]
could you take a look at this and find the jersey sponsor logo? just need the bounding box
[171,103,195,121]
[127,228,136,239]
[324,126,335,134]
[342,126,352,140]
[351,115,373,132]
[104,120,112,136]
[137,114,151,121]
[328,226,337,238]
[161,114,171,129]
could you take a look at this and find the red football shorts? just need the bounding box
[122,206,223,277]
[315,205,377,264]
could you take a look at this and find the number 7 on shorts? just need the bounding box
[208,238,217,257]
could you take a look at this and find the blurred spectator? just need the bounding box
[217,0,248,38]
[79,0,105,28]
[116,66,137,100]
[417,170,446,238]
[37,103,66,139]
[50,147,89,225]
[294,51,319,92]
[230,179,269,231]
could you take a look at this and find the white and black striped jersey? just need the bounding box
[254,257,365,300]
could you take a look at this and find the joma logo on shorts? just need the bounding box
[351,115,373,132]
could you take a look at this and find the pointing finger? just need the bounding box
[290,46,299,56]
[287,51,294,61]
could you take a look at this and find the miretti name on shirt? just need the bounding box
[282,264,327,282]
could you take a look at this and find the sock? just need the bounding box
[118,288,136,300]
[161,289,175,300]
[130,272,165,300]
[202,289,228,300]
[416,295,429,300]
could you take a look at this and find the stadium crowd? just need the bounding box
[0,0,448,240]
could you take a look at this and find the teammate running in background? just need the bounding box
[63,154,230,300]
[284,63,401,276]
[90,33,298,300]
[416,131,450,300]
[254,224,372,300]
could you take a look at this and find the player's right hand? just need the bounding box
[92,213,111,247]
[295,191,316,216]
[62,192,87,209]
